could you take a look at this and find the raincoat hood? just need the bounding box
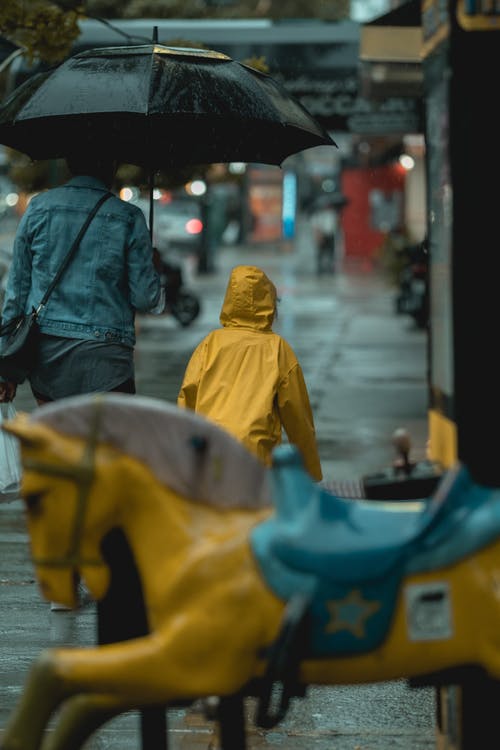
[219,265,276,332]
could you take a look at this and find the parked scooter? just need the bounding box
[158,257,201,327]
[395,238,429,329]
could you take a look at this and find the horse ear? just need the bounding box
[2,413,48,448]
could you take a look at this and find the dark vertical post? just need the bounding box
[217,695,247,750]
[148,26,159,242]
[460,672,500,748]
[448,4,500,484]
[424,0,500,744]
[98,529,168,750]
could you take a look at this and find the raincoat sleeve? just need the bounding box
[126,209,163,313]
[277,350,323,482]
[177,340,205,409]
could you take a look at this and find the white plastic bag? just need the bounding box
[0,402,21,501]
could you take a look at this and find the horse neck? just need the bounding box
[111,458,267,608]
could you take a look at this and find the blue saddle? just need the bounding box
[250,446,500,658]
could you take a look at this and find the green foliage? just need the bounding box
[115,163,210,192]
[5,151,210,194]
[1,0,349,64]
[378,230,412,287]
[84,0,349,21]
[0,1,83,64]
[79,0,119,16]
[5,149,68,192]
[241,55,269,73]
[121,0,208,19]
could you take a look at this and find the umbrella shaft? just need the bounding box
[149,170,154,242]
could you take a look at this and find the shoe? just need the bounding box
[78,580,92,606]
[50,582,92,612]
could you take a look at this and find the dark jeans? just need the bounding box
[31,377,136,404]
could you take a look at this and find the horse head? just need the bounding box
[4,406,115,607]
[4,393,272,612]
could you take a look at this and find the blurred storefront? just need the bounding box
[351,0,426,267]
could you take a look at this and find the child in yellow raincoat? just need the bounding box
[177,265,322,481]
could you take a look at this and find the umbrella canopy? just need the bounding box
[0,43,336,168]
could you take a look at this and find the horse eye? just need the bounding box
[25,493,42,515]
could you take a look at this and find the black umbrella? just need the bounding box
[0,43,335,168]
[0,41,336,236]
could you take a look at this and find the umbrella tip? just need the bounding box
[152,26,158,43]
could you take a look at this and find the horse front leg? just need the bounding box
[1,649,66,750]
[39,693,135,750]
[1,638,162,750]
[2,641,167,750]
[1,631,179,750]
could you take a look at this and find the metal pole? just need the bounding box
[148,26,159,243]
[97,529,168,750]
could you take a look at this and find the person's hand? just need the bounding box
[0,381,17,403]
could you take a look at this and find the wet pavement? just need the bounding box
[0,216,436,748]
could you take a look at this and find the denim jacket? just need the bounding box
[1,176,162,348]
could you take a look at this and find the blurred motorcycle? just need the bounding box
[395,238,429,329]
[159,258,201,327]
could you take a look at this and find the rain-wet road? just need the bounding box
[1,219,436,749]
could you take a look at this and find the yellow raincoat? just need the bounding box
[177,265,322,480]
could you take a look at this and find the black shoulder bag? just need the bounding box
[0,191,112,384]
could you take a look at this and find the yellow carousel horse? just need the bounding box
[3,392,500,750]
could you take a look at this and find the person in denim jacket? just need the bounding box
[0,151,164,404]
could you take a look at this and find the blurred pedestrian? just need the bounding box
[311,196,339,275]
[177,264,322,480]
[0,150,164,406]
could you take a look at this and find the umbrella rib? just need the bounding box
[146,46,157,119]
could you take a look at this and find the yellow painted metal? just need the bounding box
[3,411,500,750]
[428,409,458,469]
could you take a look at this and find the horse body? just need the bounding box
[300,540,500,686]
[3,393,500,750]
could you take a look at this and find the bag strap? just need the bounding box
[36,191,112,313]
